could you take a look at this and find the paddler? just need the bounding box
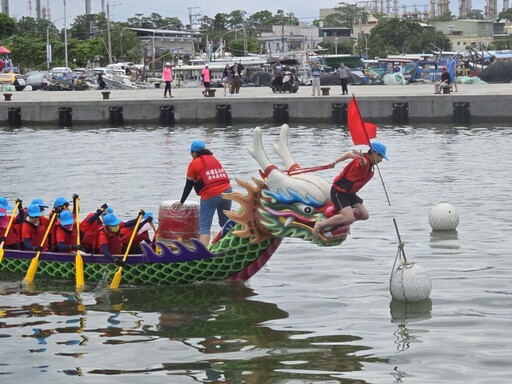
[94,212,153,266]
[21,203,51,251]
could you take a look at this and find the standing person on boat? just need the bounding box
[312,143,389,240]
[201,64,211,97]
[21,203,51,251]
[310,62,322,96]
[79,203,110,252]
[162,62,174,98]
[54,210,85,253]
[222,64,231,96]
[337,63,351,95]
[172,140,232,247]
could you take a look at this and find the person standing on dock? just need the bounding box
[172,140,232,247]
[201,64,211,97]
[311,62,321,96]
[337,63,351,95]
[162,62,173,98]
[230,62,244,94]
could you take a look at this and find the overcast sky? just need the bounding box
[9,0,489,28]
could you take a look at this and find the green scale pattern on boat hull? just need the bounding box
[0,230,274,285]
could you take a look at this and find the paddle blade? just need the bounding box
[75,253,84,289]
[24,255,40,284]
[110,267,123,289]
[0,247,4,263]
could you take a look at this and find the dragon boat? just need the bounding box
[0,125,351,286]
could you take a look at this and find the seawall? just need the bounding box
[0,83,509,126]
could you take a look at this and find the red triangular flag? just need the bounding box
[347,96,377,146]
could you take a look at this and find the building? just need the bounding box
[258,22,322,55]
[433,20,495,50]
[130,28,201,68]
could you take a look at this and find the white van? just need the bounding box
[106,63,127,75]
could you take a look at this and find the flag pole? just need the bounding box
[350,94,391,206]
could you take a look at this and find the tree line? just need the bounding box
[2,4,509,72]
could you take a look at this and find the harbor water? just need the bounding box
[0,123,511,383]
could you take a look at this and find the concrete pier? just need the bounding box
[1,83,509,126]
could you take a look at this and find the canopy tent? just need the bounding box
[0,46,11,54]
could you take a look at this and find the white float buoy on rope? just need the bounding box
[389,218,432,302]
[390,262,432,302]
[429,203,459,231]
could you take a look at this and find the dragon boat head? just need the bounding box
[224,125,350,247]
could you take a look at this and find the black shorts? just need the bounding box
[330,186,363,211]
[203,81,210,88]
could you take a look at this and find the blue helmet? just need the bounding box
[59,210,75,226]
[54,196,70,208]
[27,204,42,217]
[31,198,48,208]
[371,142,389,161]
[190,140,206,152]
[0,196,12,210]
[103,213,122,226]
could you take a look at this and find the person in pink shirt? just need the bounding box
[201,64,211,97]
[162,62,174,98]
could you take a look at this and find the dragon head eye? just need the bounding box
[296,203,315,215]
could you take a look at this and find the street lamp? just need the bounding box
[46,16,67,69]
[219,27,246,58]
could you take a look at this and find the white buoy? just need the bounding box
[390,262,432,302]
[429,203,459,231]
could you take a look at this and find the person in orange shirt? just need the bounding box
[172,140,232,246]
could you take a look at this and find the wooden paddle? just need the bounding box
[75,199,85,289]
[110,210,144,289]
[150,221,159,252]
[0,199,20,263]
[24,211,57,284]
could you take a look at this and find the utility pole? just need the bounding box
[64,0,68,67]
[107,2,113,64]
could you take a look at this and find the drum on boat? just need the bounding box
[157,200,200,242]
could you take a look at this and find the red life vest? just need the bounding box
[119,226,150,247]
[55,224,78,252]
[21,216,50,251]
[194,154,230,195]
[332,154,374,194]
[0,215,19,247]
[95,223,126,255]
[80,212,103,249]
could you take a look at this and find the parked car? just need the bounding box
[0,72,26,91]
[49,67,75,85]
[24,70,50,90]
